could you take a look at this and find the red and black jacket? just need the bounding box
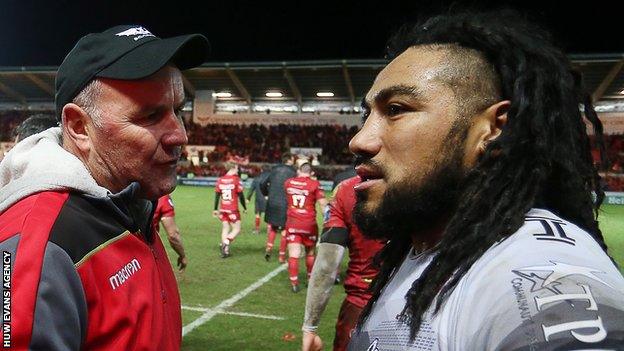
[0,182,181,350]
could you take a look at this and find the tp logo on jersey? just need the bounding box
[511,261,611,345]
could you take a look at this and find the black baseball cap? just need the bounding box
[55,25,210,120]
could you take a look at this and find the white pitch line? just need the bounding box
[221,310,284,320]
[182,305,210,312]
[182,264,287,336]
[182,305,284,320]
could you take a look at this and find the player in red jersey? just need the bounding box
[302,176,386,351]
[213,163,246,258]
[152,194,187,272]
[284,163,327,292]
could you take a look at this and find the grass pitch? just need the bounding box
[162,185,623,350]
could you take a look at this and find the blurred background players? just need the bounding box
[247,166,270,234]
[14,113,58,142]
[284,162,327,292]
[213,163,246,258]
[153,194,187,272]
[302,176,385,351]
[261,153,296,262]
[331,165,356,192]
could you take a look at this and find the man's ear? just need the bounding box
[61,103,92,154]
[463,100,510,166]
[477,100,510,153]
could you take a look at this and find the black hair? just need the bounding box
[282,152,293,164]
[359,10,608,340]
[14,114,59,141]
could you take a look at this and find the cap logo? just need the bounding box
[115,26,155,41]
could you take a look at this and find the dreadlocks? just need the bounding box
[358,10,609,339]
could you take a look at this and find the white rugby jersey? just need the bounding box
[348,209,624,350]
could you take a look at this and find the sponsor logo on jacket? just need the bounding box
[109,259,142,290]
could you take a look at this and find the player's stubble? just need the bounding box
[353,121,469,243]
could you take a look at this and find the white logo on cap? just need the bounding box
[115,26,155,41]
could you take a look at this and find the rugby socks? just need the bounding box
[288,257,299,287]
[254,215,261,231]
[305,254,315,279]
[266,225,276,252]
[278,232,287,262]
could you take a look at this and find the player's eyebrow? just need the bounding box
[361,84,425,123]
[373,84,425,105]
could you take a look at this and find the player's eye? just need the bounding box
[386,103,408,117]
[361,108,370,123]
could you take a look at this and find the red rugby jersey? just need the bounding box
[215,174,244,213]
[324,176,386,308]
[284,176,324,233]
[151,195,176,234]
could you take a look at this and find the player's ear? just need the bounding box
[463,100,509,167]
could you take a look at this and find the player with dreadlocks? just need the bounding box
[347,10,624,350]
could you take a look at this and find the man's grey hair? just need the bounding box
[71,79,103,128]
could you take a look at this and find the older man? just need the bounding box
[0,25,208,350]
[347,11,624,350]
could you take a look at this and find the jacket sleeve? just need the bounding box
[2,234,88,350]
[259,172,271,196]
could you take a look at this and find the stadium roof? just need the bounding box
[0,54,623,107]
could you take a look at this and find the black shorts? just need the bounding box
[269,224,285,231]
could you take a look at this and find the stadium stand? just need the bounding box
[185,122,357,164]
[2,109,624,188]
[1,58,623,188]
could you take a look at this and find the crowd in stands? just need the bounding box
[2,110,624,189]
[601,134,624,192]
[0,111,33,141]
[185,122,357,165]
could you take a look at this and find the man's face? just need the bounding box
[86,65,187,200]
[350,47,472,239]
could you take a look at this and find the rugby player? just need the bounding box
[152,194,187,272]
[302,175,385,351]
[347,11,624,350]
[284,162,327,292]
[213,163,246,258]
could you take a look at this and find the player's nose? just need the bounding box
[349,115,382,159]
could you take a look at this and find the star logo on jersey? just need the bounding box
[513,261,614,294]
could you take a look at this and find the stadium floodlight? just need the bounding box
[214,92,232,98]
[265,91,283,98]
[316,92,334,97]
